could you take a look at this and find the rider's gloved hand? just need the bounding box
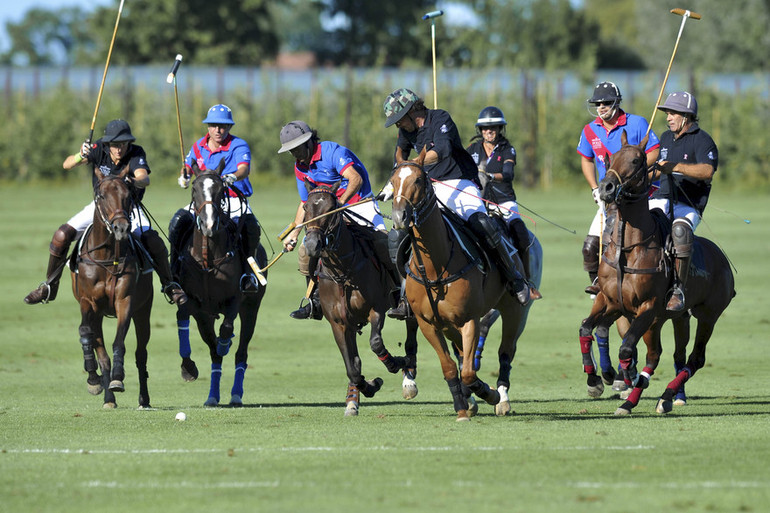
[377,182,394,201]
[80,141,91,159]
[591,187,601,204]
[178,171,190,189]
[224,173,238,186]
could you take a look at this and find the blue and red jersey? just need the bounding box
[185,133,253,197]
[577,110,660,181]
[294,141,374,204]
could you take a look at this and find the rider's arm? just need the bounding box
[63,141,92,170]
[339,165,363,205]
[580,156,598,189]
[658,161,715,180]
[132,167,150,188]
[284,202,305,252]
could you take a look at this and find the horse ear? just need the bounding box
[118,165,131,180]
[639,133,649,151]
[304,178,315,193]
[331,180,341,194]
[621,130,628,146]
[216,158,226,173]
[190,162,200,177]
[395,148,406,166]
[415,147,427,166]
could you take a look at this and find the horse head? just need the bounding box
[94,166,132,241]
[191,159,227,238]
[391,147,431,230]
[303,180,341,258]
[599,131,650,205]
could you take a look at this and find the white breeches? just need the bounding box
[432,179,486,221]
[67,201,151,238]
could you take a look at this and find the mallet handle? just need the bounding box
[247,256,268,286]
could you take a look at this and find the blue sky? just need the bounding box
[0,0,111,52]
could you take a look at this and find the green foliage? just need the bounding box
[1,69,769,190]
[0,8,94,66]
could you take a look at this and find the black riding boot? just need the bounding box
[168,209,194,275]
[509,218,541,300]
[141,229,188,305]
[582,235,600,295]
[239,213,262,292]
[468,213,529,305]
[387,278,412,320]
[290,277,323,320]
[24,224,77,304]
[667,220,694,312]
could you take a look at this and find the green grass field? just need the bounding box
[1,180,768,513]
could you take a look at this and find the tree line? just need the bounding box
[2,0,769,72]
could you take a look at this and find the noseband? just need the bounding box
[193,174,227,231]
[304,187,343,251]
[605,152,650,204]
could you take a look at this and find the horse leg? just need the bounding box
[670,313,691,406]
[230,297,260,406]
[216,313,236,357]
[368,310,404,374]
[133,294,152,409]
[401,317,419,400]
[109,297,134,393]
[196,313,222,406]
[579,293,619,398]
[494,304,521,416]
[616,313,661,415]
[416,318,469,420]
[79,325,102,395]
[92,323,116,408]
[177,303,198,382]
[460,320,500,408]
[657,316,712,414]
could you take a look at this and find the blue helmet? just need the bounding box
[202,104,234,125]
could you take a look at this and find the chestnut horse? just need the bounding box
[72,168,154,409]
[390,151,542,421]
[578,133,735,415]
[174,164,267,406]
[302,181,419,416]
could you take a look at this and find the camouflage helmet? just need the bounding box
[383,88,421,128]
[657,91,698,117]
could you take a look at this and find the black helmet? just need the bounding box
[475,106,507,127]
[102,119,135,143]
[588,81,622,104]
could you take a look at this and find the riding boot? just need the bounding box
[141,229,188,306]
[24,224,77,304]
[509,218,542,300]
[168,209,194,275]
[468,213,529,305]
[239,213,262,293]
[582,235,600,295]
[387,278,412,320]
[666,220,693,312]
[289,277,323,320]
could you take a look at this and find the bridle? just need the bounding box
[93,175,131,235]
[304,186,344,253]
[604,151,653,205]
[193,172,228,232]
[392,161,437,227]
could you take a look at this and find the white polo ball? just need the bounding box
[175,411,187,421]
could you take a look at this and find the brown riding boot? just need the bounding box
[141,230,188,305]
[666,255,691,312]
[24,224,77,304]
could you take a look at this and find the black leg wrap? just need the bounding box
[497,355,512,390]
[468,378,501,405]
[660,388,675,402]
[79,326,97,373]
[446,377,469,413]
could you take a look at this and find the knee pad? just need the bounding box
[168,209,194,242]
[671,219,693,257]
[388,228,408,265]
[51,224,77,257]
[297,242,312,276]
[582,236,600,272]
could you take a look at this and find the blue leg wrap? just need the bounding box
[209,363,222,403]
[178,319,191,358]
[474,335,486,371]
[231,362,246,398]
[216,334,233,357]
[596,333,612,373]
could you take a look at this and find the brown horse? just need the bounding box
[302,181,419,416]
[173,163,267,406]
[72,167,154,409]
[390,150,542,421]
[578,132,735,415]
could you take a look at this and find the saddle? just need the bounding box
[68,224,147,274]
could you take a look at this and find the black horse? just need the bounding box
[172,162,267,406]
[302,181,419,416]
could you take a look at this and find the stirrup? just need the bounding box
[666,287,686,312]
[163,282,188,306]
[387,298,412,320]
[240,274,259,294]
[289,297,322,320]
[24,282,52,305]
[509,279,530,306]
[584,277,600,295]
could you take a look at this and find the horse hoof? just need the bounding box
[656,399,673,414]
[344,402,359,417]
[612,378,629,392]
[456,410,471,422]
[495,386,511,416]
[673,398,687,407]
[136,405,153,411]
[587,373,604,398]
[87,384,103,395]
[467,397,478,417]
[103,402,116,409]
[619,388,632,400]
[204,397,219,407]
[230,395,243,407]
[614,407,631,416]
[109,380,125,392]
[601,367,617,386]
[402,373,418,400]
[181,360,199,382]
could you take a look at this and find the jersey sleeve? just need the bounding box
[576,126,595,159]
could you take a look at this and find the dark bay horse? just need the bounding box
[72,167,153,409]
[578,132,735,415]
[390,150,542,421]
[302,181,419,416]
[174,163,267,406]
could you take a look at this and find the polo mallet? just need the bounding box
[247,257,268,287]
[88,0,125,143]
[166,54,187,178]
[422,10,444,109]
[646,8,702,136]
[278,197,375,241]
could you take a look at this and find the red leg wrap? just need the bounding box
[579,336,595,374]
[667,367,691,392]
